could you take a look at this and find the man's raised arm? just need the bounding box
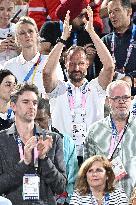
[84,6,115,90]
[43,11,72,93]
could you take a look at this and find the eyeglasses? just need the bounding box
[109,95,131,102]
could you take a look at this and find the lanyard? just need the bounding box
[90,192,109,205]
[16,136,38,170]
[132,102,136,116]
[59,20,63,33]
[7,108,13,120]
[67,82,88,122]
[73,32,77,46]
[111,24,136,70]
[108,117,128,160]
[23,54,42,83]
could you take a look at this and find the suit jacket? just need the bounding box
[0,123,66,205]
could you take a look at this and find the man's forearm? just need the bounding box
[44,42,65,76]
[88,28,114,70]
[43,42,65,92]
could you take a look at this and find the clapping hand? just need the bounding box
[61,10,72,41]
[83,5,94,33]
[37,135,53,159]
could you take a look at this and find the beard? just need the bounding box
[68,71,86,83]
[111,110,129,121]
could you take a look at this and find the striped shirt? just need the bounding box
[70,188,129,205]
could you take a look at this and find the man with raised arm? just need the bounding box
[43,6,115,165]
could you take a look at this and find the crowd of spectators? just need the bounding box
[0,0,136,204]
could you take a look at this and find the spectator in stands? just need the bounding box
[0,69,17,131]
[35,97,79,204]
[102,0,136,75]
[43,6,114,166]
[0,0,19,65]
[40,0,103,80]
[0,83,66,205]
[28,0,60,30]
[122,71,136,96]
[40,18,97,81]
[4,16,64,96]
[84,80,136,197]
[56,0,103,36]
[40,0,103,53]
[14,0,28,20]
[70,155,128,205]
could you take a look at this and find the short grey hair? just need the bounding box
[106,80,131,97]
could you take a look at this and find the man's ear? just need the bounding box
[127,8,132,17]
[105,96,110,107]
[10,101,16,112]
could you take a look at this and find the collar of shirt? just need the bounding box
[19,51,40,65]
[6,122,44,138]
[114,24,133,37]
[67,78,88,90]
[107,112,134,129]
[0,23,15,39]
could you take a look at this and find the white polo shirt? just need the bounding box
[4,52,64,95]
[49,78,106,150]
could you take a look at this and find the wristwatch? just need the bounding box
[56,37,66,45]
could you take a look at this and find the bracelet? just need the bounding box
[56,37,66,45]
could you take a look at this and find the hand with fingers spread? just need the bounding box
[61,10,72,41]
[24,136,37,165]
[37,135,53,159]
[83,5,94,33]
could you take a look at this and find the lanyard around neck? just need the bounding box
[90,192,109,205]
[16,136,38,170]
[7,108,13,120]
[23,54,42,83]
[111,24,136,70]
[108,117,128,160]
[67,82,88,117]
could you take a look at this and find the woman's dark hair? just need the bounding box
[0,69,17,85]
[38,97,50,116]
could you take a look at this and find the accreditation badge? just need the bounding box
[111,156,127,181]
[23,174,40,200]
[72,122,87,145]
[72,122,87,156]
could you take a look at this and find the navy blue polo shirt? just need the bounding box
[102,25,136,74]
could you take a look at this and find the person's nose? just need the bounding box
[24,31,31,37]
[92,171,97,176]
[110,11,116,19]
[3,9,9,17]
[9,84,16,93]
[118,97,126,103]
[74,63,80,71]
[29,101,35,109]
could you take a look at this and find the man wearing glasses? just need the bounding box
[84,79,136,198]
